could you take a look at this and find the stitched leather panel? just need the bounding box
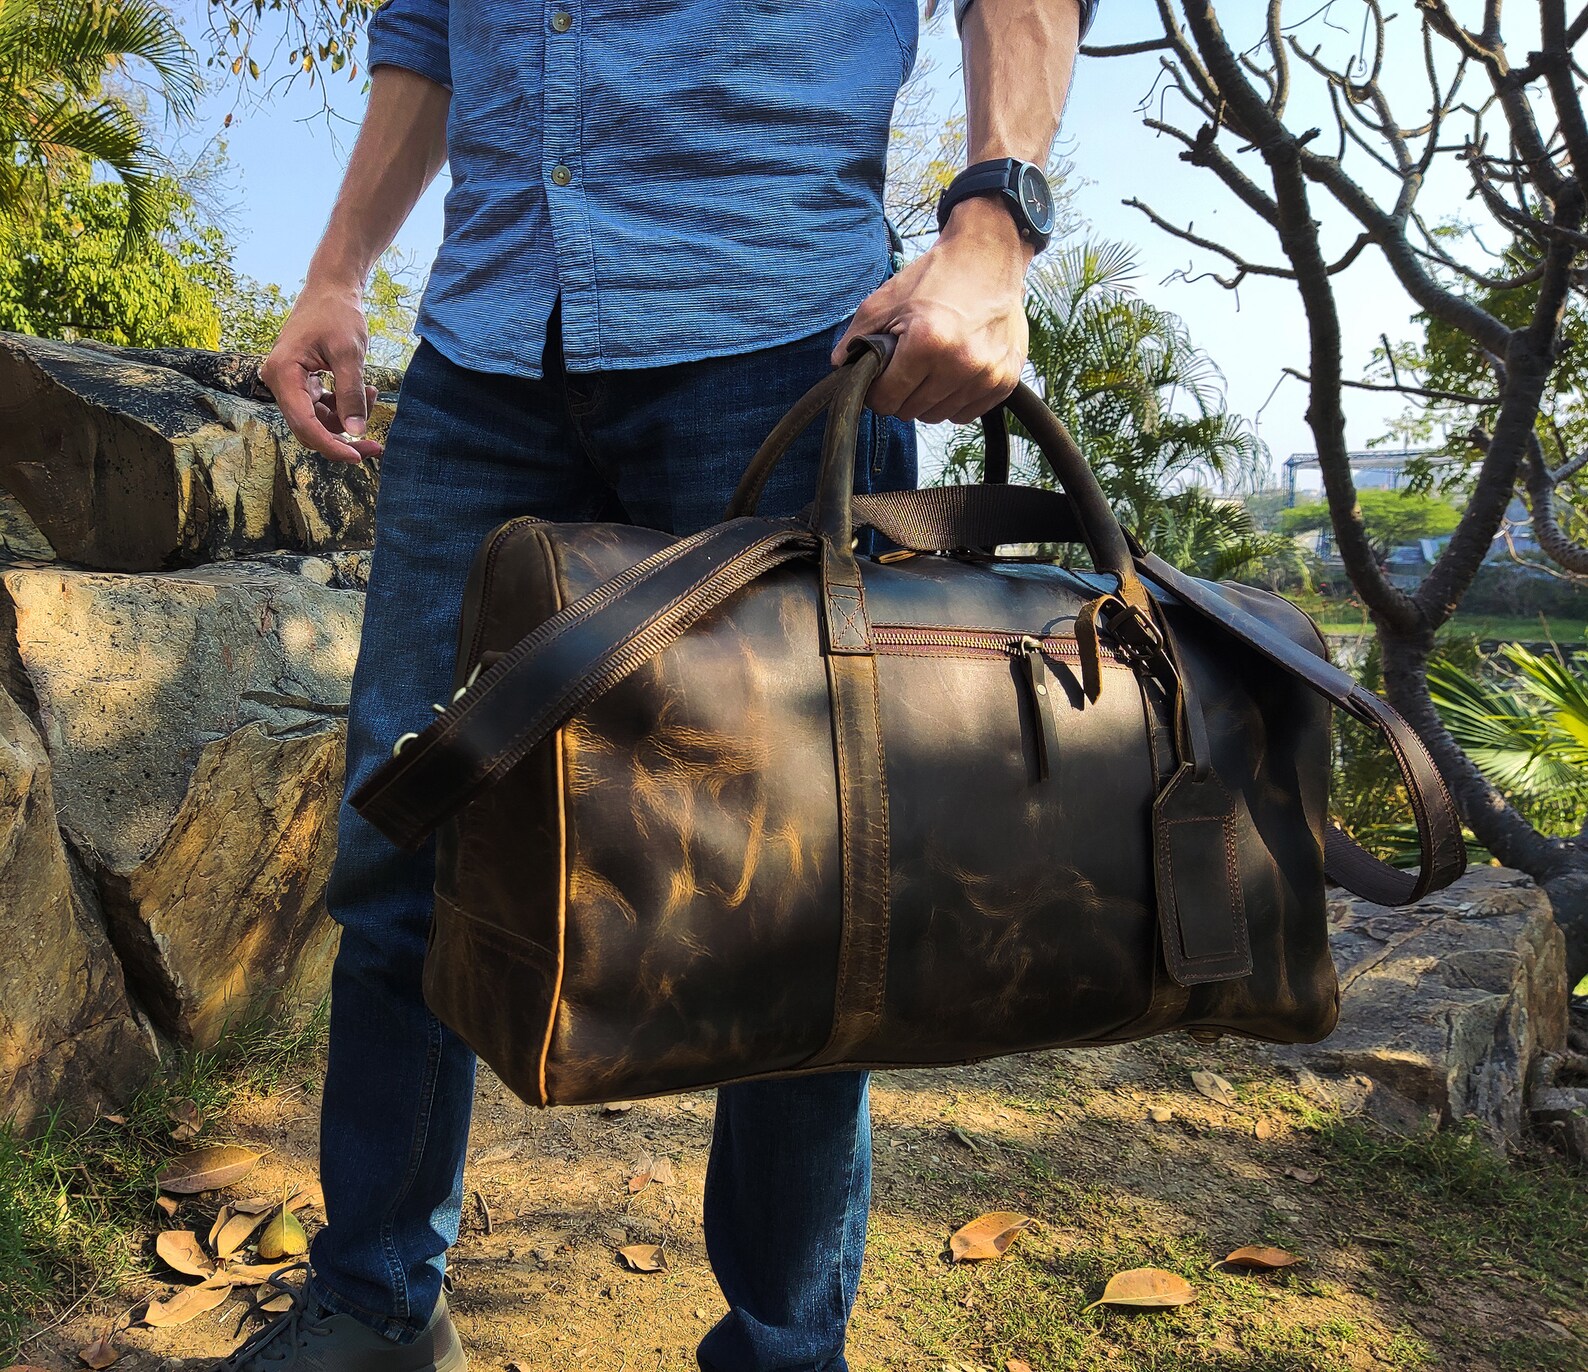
[421,519,1345,1106]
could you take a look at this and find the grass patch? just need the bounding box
[1285,597,1587,645]
[0,1009,326,1356]
[1318,1119,1588,1303]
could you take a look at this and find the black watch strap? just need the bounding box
[936,158,1052,249]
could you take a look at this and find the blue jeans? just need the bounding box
[309,304,916,1372]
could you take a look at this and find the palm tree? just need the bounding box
[1428,642,1588,835]
[0,0,202,260]
[940,240,1277,576]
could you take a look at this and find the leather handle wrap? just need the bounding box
[726,335,1153,613]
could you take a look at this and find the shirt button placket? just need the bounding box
[542,1,598,364]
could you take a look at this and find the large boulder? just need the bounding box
[1280,867,1568,1141]
[0,685,159,1130]
[2,558,364,1047]
[0,331,391,571]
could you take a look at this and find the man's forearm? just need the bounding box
[304,65,451,293]
[960,0,1080,169]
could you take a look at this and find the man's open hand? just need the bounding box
[261,284,386,464]
[832,196,1035,425]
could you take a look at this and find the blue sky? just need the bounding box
[169,2,1454,483]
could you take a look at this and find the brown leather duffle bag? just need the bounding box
[352,335,1467,1108]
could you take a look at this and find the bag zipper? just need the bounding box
[870,625,1123,781]
[869,624,1122,663]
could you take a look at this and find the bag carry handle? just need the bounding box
[727,336,1155,614]
[353,344,1467,910]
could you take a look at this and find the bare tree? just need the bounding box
[1091,2,1588,979]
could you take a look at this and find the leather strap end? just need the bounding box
[351,754,440,852]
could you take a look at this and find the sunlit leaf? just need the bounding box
[948,1212,1033,1263]
[1083,1267,1196,1312]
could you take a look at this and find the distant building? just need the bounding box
[1281,449,1423,506]
[1281,448,1539,584]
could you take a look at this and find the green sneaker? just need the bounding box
[215,1266,468,1372]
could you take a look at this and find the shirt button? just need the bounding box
[551,164,573,186]
[550,9,573,30]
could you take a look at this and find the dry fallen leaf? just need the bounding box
[1148,1106,1174,1124]
[1284,1167,1321,1185]
[230,1197,275,1215]
[207,1206,233,1250]
[1190,1071,1238,1107]
[1541,1318,1572,1337]
[650,1156,676,1187]
[143,1281,231,1327]
[473,1142,521,1168]
[155,1196,179,1218]
[154,1229,215,1279]
[156,1145,263,1196]
[948,1212,1033,1263]
[1083,1267,1196,1312]
[1006,1361,1034,1372]
[5,1364,55,1372]
[617,1243,668,1272]
[257,1292,294,1314]
[628,1151,657,1193]
[257,1207,308,1261]
[214,1208,270,1260]
[1214,1245,1305,1272]
[102,1114,129,1127]
[210,1260,293,1288]
[77,1339,119,1371]
[166,1098,203,1142]
[1254,1118,1275,1140]
[601,1101,634,1115]
[286,1183,324,1214]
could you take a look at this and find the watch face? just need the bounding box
[1017,163,1055,236]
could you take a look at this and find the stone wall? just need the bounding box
[0,331,395,1130]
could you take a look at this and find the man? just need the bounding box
[243,0,1096,1368]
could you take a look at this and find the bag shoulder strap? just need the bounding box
[352,517,815,850]
[354,526,1466,908]
[1135,551,1467,904]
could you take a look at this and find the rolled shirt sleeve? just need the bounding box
[365,0,452,90]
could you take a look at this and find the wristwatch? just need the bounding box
[936,158,1056,252]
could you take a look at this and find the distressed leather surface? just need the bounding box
[421,519,1340,1107]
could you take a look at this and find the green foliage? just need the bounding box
[201,0,378,88]
[363,249,424,370]
[0,0,202,260]
[0,175,224,347]
[1134,488,1293,582]
[1427,640,1588,836]
[940,240,1272,575]
[211,273,296,356]
[1277,489,1462,558]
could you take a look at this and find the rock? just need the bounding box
[0,686,159,1129]
[0,331,387,571]
[2,559,362,1046]
[0,488,55,562]
[1276,867,1568,1142]
[70,338,406,400]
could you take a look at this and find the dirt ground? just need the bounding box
[14,1036,1588,1372]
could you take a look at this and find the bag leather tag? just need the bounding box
[1152,766,1253,986]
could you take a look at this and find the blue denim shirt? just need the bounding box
[366,0,1097,377]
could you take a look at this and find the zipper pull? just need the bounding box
[1017,635,1061,782]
